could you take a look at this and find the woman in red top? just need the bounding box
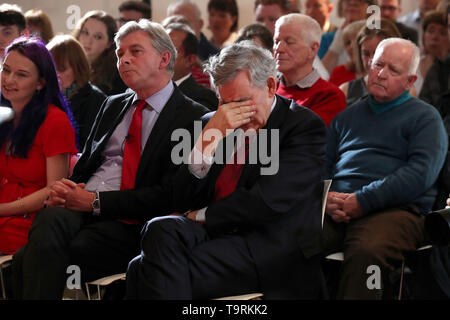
[0,37,77,254]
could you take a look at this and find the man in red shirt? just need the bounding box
[274,13,346,126]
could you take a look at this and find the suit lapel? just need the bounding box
[91,93,135,156]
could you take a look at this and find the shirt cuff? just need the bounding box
[188,146,213,179]
[196,207,207,222]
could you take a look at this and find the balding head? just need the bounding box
[167,0,203,37]
[367,38,419,102]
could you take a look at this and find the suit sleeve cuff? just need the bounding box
[188,146,213,179]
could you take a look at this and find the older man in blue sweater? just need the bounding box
[324,38,448,300]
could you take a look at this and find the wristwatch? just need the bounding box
[92,192,100,215]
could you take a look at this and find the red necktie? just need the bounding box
[121,100,147,190]
[213,137,250,201]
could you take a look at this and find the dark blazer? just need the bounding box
[198,32,220,62]
[178,75,219,111]
[68,82,106,151]
[71,84,209,222]
[394,21,419,45]
[173,95,327,298]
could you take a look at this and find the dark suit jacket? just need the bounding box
[71,84,209,222]
[173,95,327,298]
[69,82,106,152]
[178,75,219,111]
[395,21,419,45]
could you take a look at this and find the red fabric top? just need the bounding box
[0,104,77,254]
[276,78,346,126]
[329,64,356,87]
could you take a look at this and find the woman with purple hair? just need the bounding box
[0,37,77,255]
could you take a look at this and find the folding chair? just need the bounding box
[0,255,13,300]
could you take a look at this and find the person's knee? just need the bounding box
[32,207,69,230]
[141,216,184,250]
[345,241,388,265]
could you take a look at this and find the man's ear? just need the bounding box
[21,29,29,37]
[266,76,276,97]
[405,74,418,91]
[159,50,171,70]
[310,42,320,59]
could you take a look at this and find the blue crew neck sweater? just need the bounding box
[326,95,448,214]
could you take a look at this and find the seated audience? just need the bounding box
[207,0,239,49]
[162,14,212,89]
[235,23,274,51]
[47,35,107,151]
[323,38,448,299]
[0,4,27,62]
[167,0,219,62]
[274,14,346,126]
[320,0,377,71]
[125,41,327,300]
[73,10,127,95]
[24,9,54,44]
[340,19,401,106]
[398,0,442,47]
[415,10,449,94]
[117,0,151,28]
[329,20,365,87]
[420,5,450,116]
[253,0,292,35]
[380,0,419,44]
[305,0,337,33]
[12,20,208,300]
[165,22,218,110]
[0,37,77,255]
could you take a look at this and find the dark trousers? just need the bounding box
[126,216,260,300]
[322,208,425,299]
[12,207,141,300]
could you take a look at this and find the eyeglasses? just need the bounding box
[380,5,399,11]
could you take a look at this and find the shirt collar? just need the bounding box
[132,80,174,114]
[281,69,320,89]
[174,73,192,86]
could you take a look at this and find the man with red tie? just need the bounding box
[125,41,327,299]
[12,20,209,299]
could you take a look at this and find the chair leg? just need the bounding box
[0,267,6,300]
[398,260,405,300]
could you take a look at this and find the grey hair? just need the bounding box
[115,19,177,76]
[203,41,277,91]
[275,13,322,46]
[376,38,420,75]
[167,0,202,20]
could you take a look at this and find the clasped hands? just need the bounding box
[44,178,95,212]
[326,192,363,223]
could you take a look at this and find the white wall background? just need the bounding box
[11,0,418,38]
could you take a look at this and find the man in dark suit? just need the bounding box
[12,20,209,299]
[165,22,218,110]
[125,42,327,299]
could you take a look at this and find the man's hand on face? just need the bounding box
[205,99,256,137]
[195,99,256,158]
